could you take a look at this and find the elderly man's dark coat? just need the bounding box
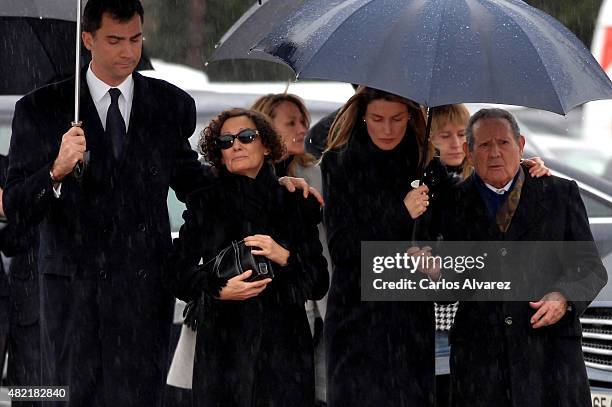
[437,168,607,407]
[5,71,206,407]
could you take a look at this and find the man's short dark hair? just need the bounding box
[83,0,144,34]
[465,108,521,150]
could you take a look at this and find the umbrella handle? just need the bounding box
[411,106,434,242]
[70,121,89,180]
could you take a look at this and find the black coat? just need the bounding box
[167,164,329,407]
[437,170,607,407]
[0,225,11,336]
[305,109,339,159]
[5,71,207,406]
[321,126,435,407]
[0,154,40,387]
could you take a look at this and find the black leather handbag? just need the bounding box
[205,239,274,282]
[183,240,275,329]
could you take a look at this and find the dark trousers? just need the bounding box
[40,272,171,407]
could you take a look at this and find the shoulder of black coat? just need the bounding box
[133,72,193,102]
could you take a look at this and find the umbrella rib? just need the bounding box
[297,0,377,79]
[361,1,438,100]
[479,0,564,113]
[25,18,62,80]
[424,0,454,107]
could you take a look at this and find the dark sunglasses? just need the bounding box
[215,128,259,150]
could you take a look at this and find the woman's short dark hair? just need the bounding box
[83,0,144,34]
[200,108,286,168]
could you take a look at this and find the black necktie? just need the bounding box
[106,88,126,161]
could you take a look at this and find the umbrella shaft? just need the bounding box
[420,107,433,181]
[74,0,82,123]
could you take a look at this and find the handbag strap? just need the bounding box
[212,245,231,275]
[233,240,243,273]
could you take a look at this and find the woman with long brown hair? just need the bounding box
[321,86,435,407]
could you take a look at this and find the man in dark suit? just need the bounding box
[427,108,607,407]
[0,154,40,398]
[4,1,205,406]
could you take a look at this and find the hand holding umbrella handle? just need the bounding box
[411,107,434,242]
[70,121,89,180]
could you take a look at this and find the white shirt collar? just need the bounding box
[86,64,134,102]
[86,64,135,130]
[483,169,520,195]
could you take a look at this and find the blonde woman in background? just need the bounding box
[430,104,472,179]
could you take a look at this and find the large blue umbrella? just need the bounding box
[254,0,612,115]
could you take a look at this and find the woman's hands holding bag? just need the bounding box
[214,234,289,301]
[244,234,290,266]
[218,270,272,301]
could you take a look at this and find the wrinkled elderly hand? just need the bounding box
[404,184,429,219]
[529,291,568,328]
[278,176,324,205]
[244,234,290,266]
[218,270,272,301]
[523,156,551,178]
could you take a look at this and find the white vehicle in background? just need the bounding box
[582,0,612,144]
[141,58,354,105]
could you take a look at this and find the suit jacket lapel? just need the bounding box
[119,71,147,168]
[79,73,105,144]
[78,69,113,188]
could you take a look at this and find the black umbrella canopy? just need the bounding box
[0,0,152,95]
[0,17,83,94]
[0,0,81,21]
[255,0,612,115]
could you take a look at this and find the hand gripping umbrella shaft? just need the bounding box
[411,107,434,242]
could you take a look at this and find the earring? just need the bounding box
[292,138,297,142]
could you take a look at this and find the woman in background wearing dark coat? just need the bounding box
[166,108,329,407]
[321,86,435,407]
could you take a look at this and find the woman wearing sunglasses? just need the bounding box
[166,108,329,407]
